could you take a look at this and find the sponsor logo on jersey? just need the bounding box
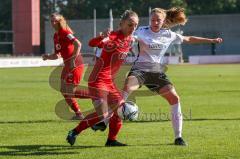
[103,39,131,53]
[149,43,166,50]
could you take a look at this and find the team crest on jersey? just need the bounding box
[56,44,61,50]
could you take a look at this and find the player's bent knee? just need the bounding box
[126,84,139,92]
[162,92,180,105]
[168,94,180,105]
[125,79,140,92]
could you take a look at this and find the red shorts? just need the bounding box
[61,65,84,85]
[88,80,123,106]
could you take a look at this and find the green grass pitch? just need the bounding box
[0,64,240,159]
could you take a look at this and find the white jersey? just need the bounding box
[95,48,102,58]
[133,26,184,72]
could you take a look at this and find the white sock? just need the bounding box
[103,118,109,125]
[101,109,113,125]
[171,103,183,139]
[122,91,129,101]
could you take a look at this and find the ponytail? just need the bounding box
[163,7,187,28]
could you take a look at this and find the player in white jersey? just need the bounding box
[132,26,183,72]
[95,47,102,58]
[122,7,223,146]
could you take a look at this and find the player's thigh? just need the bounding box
[126,67,147,91]
[91,88,113,119]
[92,98,109,120]
[144,72,172,92]
[158,84,180,104]
[108,92,123,111]
[61,66,84,93]
[124,75,141,92]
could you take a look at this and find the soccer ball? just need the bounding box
[117,101,139,121]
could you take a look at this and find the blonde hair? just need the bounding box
[120,10,138,22]
[151,8,167,19]
[151,7,187,28]
[51,13,74,33]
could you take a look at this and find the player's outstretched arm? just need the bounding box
[183,36,223,44]
[88,29,110,47]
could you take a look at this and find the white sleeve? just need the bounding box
[95,48,102,57]
[172,32,184,44]
[67,33,76,41]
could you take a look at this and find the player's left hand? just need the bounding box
[42,54,49,60]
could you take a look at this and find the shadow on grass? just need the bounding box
[0,144,102,156]
[1,118,240,125]
[0,120,70,124]
[130,143,174,146]
[218,90,240,93]
[0,143,185,156]
[185,118,240,121]
[129,118,240,123]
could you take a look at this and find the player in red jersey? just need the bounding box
[42,13,89,119]
[66,10,139,146]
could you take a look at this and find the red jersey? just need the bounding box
[89,31,133,84]
[54,28,83,68]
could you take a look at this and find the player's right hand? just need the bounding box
[99,28,110,38]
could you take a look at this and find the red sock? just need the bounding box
[74,112,100,134]
[108,113,122,141]
[64,95,80,113]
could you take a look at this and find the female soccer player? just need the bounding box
[66,10,139,146]
[122,7,223,146]
[42,13,88,119]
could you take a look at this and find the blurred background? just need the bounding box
[0,0,240,62]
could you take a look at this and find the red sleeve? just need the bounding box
[88,36,104,47]
[60,29,77,43]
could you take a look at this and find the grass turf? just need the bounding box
[0,64,240,159]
